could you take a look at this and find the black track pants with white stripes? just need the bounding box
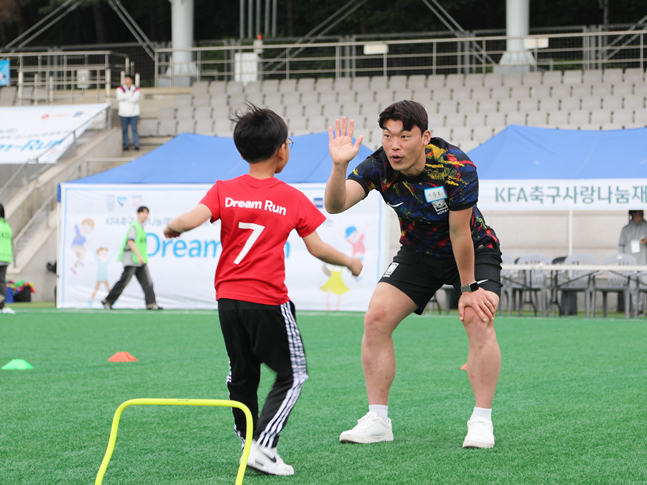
[218,298,308,449]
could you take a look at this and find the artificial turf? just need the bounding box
[0,309,645,484]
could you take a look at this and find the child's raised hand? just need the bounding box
[163,226,181,239]
[349,257,363,277]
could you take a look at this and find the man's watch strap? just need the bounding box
[460,279,488,293]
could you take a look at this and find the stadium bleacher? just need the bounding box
[120,67,647,152]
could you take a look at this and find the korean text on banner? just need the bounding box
[478,179,647,210]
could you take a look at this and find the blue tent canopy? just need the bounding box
[468,125,647,180]
[70,132,374,185]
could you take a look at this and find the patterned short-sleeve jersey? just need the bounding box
[348,138,499,259]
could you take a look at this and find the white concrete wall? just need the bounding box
[8,226,57,303]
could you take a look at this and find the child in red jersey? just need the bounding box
[164,104,363,476]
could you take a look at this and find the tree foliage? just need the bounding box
[0,0,644,47]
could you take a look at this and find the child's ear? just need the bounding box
[277,144,287,161]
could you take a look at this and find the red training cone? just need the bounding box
[460,363,467,370]
[108,352,138,362]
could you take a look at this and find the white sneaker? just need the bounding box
[339,411,394,443]
[462,418,495,448]
[1,307,15,314]
[246,442,294,476]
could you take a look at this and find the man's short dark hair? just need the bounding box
[137,206,149,213]
[231,103,288,163]
[378,100,428,134]
[124,74,134,81]
[0,203,4,219]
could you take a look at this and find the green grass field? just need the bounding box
[1,309,646,484]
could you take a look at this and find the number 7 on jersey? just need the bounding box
[234,222,265,264]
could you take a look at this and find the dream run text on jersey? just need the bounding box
[225,197,287,216]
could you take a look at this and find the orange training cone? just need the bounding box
[108,352,138,362]
[460,363,467,370]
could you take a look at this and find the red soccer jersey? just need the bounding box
[200,174,326,305]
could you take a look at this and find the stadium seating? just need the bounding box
[129,67,647,149]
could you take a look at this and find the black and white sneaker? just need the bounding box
[101,300,113,310]
[147,304,163,310]
[246,442,294,476]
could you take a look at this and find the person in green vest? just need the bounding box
[0,203,15,314]
[101,206,162,310]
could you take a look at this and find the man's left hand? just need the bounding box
[459,288,495,323]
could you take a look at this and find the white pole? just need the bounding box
[498,0,534,69]
[568,209,573,256]
[506,0,529,54]
[171,0,195,86]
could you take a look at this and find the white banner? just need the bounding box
[479,179,647,210]
[58,183,388,311]
[0,104,110,164]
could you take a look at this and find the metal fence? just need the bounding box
[155,29,646,86]
[0,50,129,104]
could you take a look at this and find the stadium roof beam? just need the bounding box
[601,12,647,61]
[107,0,156,61]
[240,0,277,39]
[420,0,496,67]
[2,0,82,53]
[264,0,368,74]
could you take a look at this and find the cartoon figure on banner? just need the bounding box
[320,264,349,311]
[345,225,366,260]
[90,247,116,302]
[345,225,366,281]
[70,218,94,275]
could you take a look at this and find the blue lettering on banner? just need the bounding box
[174,240,187,257]
[147,233,221,258]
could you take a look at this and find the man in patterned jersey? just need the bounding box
[164,104,362,476]
[325,100,502,449]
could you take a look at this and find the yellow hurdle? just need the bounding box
[95,398,253,485]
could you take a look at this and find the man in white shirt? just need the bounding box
[619,209,647,314]
[117,74,141,151]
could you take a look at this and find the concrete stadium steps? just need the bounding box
[131,68,647,151]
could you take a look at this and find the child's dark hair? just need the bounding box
[378,100,428,134]
[231,103,288,163]
[137,206,149,213]
[0,203,4,219]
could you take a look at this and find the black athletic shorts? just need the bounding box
[379,245,503,315]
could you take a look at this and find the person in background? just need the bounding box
[102,206,162,310]
[618,209,647,315]
[0,203,15,314]
[117,74,140,151]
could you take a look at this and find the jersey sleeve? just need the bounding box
[448,156,479,211]
[347,156,379,196]
[295,191,327,238]
[200,182,221,223]
[128,226,137,241]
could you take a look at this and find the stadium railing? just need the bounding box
[153,29,647,86]
[0,51,130,105]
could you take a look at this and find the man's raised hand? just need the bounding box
[328,116,364,166]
